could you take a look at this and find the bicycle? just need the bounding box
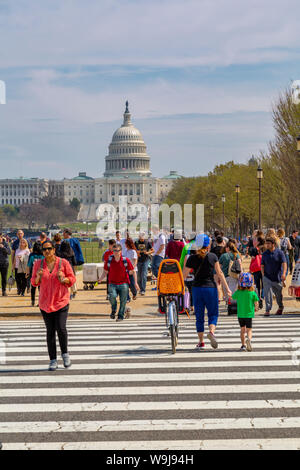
[166,295,179,353]
[157,259,185,354]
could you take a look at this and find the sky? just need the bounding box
[0,0,300,180]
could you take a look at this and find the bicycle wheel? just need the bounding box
[168,301,178,354]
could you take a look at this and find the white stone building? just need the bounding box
[66,102,182,221]
[0,102,182,220]
[0,178,48,206]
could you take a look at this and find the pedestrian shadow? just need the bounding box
[0,305,38,309]
[0,368,48,373]
[263,313,300,317]
[103,348,169,357]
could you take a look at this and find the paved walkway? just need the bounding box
[1,257,300,319]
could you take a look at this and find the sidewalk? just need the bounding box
[0,272,160,320]
[1,262,300,320]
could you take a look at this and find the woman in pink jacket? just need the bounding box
[31,240,76,371]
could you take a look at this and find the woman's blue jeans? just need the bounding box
[192,286,219,333]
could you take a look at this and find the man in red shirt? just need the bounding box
[165,230,185,261]
[103,239,115,263]
[99,243,134,321]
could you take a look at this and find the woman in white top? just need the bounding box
[14,238,30,296]
[125,238,139,300]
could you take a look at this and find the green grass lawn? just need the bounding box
[67,222,98,234]
[80,241,105,265]
[6,241,106,277]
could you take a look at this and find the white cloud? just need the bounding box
[22,68,276,125]
[0,0,300,68]
[0,0,293,179]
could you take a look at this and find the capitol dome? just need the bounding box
[104,101,151,178]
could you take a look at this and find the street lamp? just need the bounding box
[235,184,240,240]
[257,166,263,230]
[222,194,226,233]
[210,205,214,233]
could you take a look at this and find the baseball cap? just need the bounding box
[194,233,211,249]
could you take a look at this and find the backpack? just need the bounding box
[250,254,262,273]
[40,258,63,282]
[228,254,241,279]
[280,237,288,254]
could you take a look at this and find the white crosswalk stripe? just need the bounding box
[1,316,300,450]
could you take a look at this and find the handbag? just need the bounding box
[17,257,28,274]
[250,254,262,273]
[184,290,190,310]
[7,273,15,291]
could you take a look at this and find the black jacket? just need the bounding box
[0,241,11,267]
[56,248,76,273]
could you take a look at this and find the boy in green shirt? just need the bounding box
[232,273,259,352]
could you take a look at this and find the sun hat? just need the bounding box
[239,272,253,288]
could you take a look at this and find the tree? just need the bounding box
[39,195,79,228]
[43,207,62,230]
[266,89,300,230]
[0,208,7,231]
[2,204,18,218]
[164,88,300,234]
[19,204,44,229]
[70,198,81,211]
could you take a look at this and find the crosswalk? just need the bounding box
[0,316,300,450]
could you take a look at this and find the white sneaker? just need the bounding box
[246,338,252,352]
[62,353,72,368]
[48,359,58,371]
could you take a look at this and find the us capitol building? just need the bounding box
[0,102,181,221]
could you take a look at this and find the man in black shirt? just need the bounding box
[135,232,153,295]
[0,233,11,296]
[289,230,300,274]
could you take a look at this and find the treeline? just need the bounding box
[0,197,80,230]
[165,89,300,236]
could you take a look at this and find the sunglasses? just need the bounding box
[113,248,121,252]
[42,247,53,252]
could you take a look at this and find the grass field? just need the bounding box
[67,222,98,234]
[80,241,105,265]
[6,241,107,279]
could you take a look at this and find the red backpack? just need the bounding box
[250,254,262,273]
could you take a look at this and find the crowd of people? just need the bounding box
[0,225,298,370]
